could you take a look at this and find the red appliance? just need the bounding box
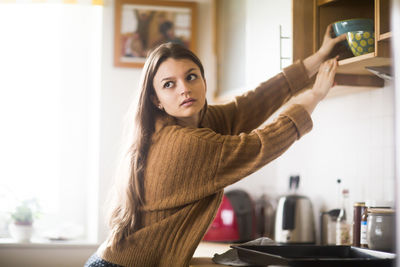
[203,190,256,242]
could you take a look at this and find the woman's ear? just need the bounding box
[150,95,163,110]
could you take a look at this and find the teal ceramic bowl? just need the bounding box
[332,18,374,37]
[346,31,375,56]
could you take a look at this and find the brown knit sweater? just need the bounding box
[98,61,313,266]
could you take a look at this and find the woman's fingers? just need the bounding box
[313,58,338,100]
[325,59,337,81]
[319,24,347,59]
[318,59,335,77]
[297,57,338,115]
[324,24,333,38]
[325,24,346,43]
[326,59,337,84]
[331,58,338,73]
[320,57,338,72]
[334,33,347,44]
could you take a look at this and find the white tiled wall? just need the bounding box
[227,81,395,216]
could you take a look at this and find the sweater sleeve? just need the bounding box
[212,104,312,190]
[205,60,310,135]
[144,104,312,210]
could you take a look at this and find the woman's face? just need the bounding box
[152,58,206,127]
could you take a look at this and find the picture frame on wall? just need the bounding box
[114,0,197,68]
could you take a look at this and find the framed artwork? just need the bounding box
[114,0,197,68]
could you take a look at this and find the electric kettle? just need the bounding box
[274,176,316,244]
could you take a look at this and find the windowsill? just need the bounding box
[0,238,100,249]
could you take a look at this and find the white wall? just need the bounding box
[217,0,292,99]
[217,0,247,96]
[274,83,395,208]
[245,0,292,85]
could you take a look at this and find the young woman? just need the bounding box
[85,25,346,267]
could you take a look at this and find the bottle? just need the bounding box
[336,179,342,208]
[336,189,351,245]
[352,202,365,247]
[360,205,369,248]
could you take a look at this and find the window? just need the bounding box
[0,3,103,242]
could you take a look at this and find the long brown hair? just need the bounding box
[107,43,205,250]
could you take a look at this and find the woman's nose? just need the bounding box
[179,82,191,96]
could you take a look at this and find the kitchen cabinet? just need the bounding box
[293,0,391,88]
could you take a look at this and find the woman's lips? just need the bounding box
[180,98,196,107]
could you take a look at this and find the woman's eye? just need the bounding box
[163,81,174,88]
[187,73,197,81]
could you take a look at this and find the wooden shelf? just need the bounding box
[337,52,391,75]
[379,32,392,41]
[317,0,339,6]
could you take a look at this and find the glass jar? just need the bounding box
[367,208,395,252]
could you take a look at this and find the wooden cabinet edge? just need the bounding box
[324,74,384,98]
[292,0,314,62]
[327,75,385,98]
[317,0,338,7]
[338,53,375,66]
[335,73,384,87]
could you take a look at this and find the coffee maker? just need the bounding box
[274,176,316,244]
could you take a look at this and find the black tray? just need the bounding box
[231,245,395,267]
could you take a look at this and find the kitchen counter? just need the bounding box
[190,242,287,266]
[189,257,227,267]
[193,241,232,257]
[190,242,232,266]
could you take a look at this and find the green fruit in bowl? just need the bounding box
[346,31,375,56]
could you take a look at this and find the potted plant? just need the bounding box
[8,198,40,242]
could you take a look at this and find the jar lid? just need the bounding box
[353,202,365,207]
[368,208,395,214]
[365,199,394,208]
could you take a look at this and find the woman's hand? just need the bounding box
[292,57,338,115]
[311,57,338,101]
[303,25,345,78]
[318,24,347,60]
